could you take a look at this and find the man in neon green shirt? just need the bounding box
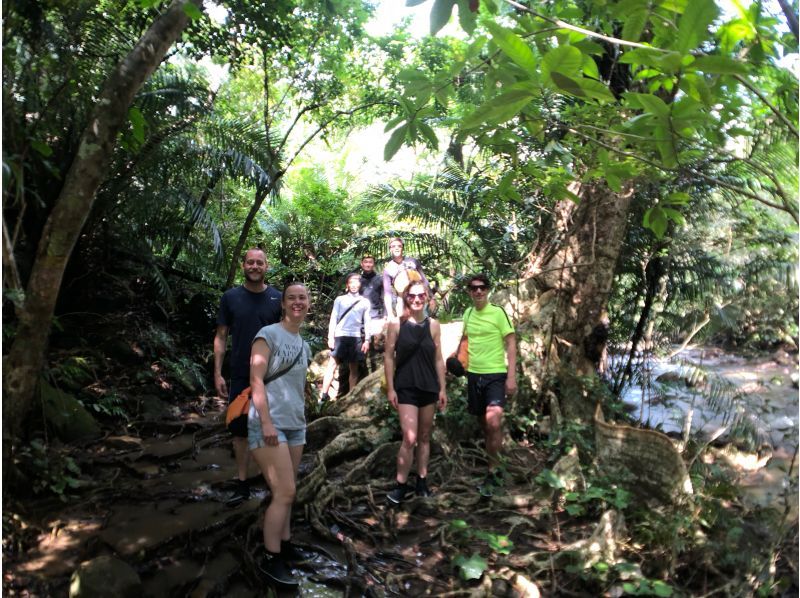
[463,273,517,497]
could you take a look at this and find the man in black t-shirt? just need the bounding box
[214,248,282,506]
[359,254,386,369]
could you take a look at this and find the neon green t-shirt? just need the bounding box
[464,304,515,374]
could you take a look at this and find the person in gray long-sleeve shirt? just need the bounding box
[320,273,372,401]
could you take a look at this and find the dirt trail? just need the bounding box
[6,390,556,597]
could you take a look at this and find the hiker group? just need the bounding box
[213,238,517,587]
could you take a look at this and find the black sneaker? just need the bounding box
[281,540,310,564]
[415,476,432,497]
[386,482,414,505]
[477,472,502,498]
[258,552,298,587]
[226,480,249,508]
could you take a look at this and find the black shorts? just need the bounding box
[396,388,438,408]
[467,373,507,416]
[332,336,365,363]
[228,377,249,438]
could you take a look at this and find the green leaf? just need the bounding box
[449,519,470,531]
[652,581,674,597]
[128,106,146,143]
[430,0,456,35]
[139,0,160,7]
[549,71,585,96]
[398,68,430,83]
[692,55,749,75]
[30,140,53,157]
[417,121,439,149]
[484,21,538,73]
[581,54,600,81]
[384,124,408,161]
[486,534,514,555]
[653,51,684,73]
[644,206,668,237]
[565,503,586,515]
[661,207,685,225]
[622,582,639,594]
[461,89,534,129]
[664,191,690,205]
[384,114,405,133]
[453,553,487,580]
[542,45,583,79]
[675,0,719,53]
[623,9,649,42]
[182,2,203,20]
[630,93,670,118]
[618,48,665,68]
[537,468,566,489]
[659,0,688,12]
[457,0,478,33]
[678,73,713,105]
[654,124,677,168]
[550,72,615,102]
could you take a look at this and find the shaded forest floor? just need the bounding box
[2,304,798,596]
[3,382,798,597]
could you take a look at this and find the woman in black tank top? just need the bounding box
[383,282,447,504]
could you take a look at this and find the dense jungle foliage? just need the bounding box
[2,0,798,595]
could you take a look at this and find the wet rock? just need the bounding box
[69,555,141,598]
[772,349,795,366]
[136,394,173,421]
[655,371,683,385]
[40,381,101,442]
[102,338,144,364]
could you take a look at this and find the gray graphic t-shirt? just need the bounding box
[248,323,311,430]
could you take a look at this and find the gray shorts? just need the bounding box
[247,416,306,450]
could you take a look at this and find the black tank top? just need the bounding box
[394,318,439,393]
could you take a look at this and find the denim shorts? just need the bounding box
[247,416,306,450]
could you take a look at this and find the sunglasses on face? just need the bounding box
[468,285,488,292]
[407,292,427,300]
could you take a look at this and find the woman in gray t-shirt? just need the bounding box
[248,282,312,587]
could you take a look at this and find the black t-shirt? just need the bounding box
[216,285,282,381]
[360,271,385,318]
[394,318,438,394]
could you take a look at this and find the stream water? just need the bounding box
[615,346,798,451]
[613,346,798,517]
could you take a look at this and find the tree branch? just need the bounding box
[733,74,799,138]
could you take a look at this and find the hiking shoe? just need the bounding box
[226,480,249,508]
[258,553,298,587]
[415,476,433,498]
[280,540,310,564]
[318,392,330,404]
[477,472,502,498]
[386,482,414,505]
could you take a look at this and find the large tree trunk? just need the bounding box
[536,181,635,421]
[3,0,201,441]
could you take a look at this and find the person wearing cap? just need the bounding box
[382,237,432,321]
